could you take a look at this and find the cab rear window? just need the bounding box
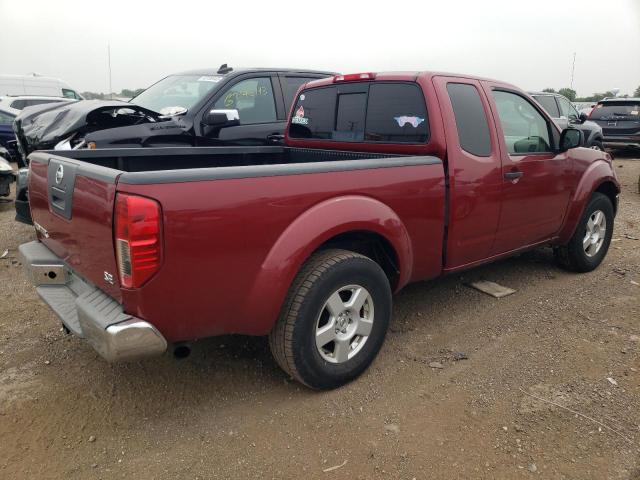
[289,82,429,144]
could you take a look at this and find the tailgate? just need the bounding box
[28,152,123,300]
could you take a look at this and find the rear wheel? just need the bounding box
[555,192,614,272]
[269,249,392,390]
[589,140,604,151]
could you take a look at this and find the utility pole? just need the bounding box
[570,52,576,91]
[108,44,113,99]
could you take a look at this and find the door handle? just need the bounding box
[266,133,285,143]
[504,171,524,181]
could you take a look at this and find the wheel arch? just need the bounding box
[242,195,413,335]
[557,162,620,244]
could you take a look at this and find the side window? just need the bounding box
[10,100,26,110]
[62,89,79,99]
[214,77,276,124]
[25,99,63,108]
[365,83,428,143]
[281,77,315,110]
[533,95,560,118]
[557,97,579,120]
[0,111,15,124]
[492,90,552,155]
[446,83,491,156]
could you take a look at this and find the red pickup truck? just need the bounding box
[20,71,619,389]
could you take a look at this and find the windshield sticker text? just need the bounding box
[198,76,223,83]
[223,85,269,108]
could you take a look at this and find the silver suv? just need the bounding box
[529,91,605,150]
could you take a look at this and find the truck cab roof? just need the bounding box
[173,67,337,77]
[302,71,515,89]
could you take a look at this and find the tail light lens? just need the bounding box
[114,193,162,289]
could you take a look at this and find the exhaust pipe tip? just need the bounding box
[173,343,191,359]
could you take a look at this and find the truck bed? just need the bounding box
[27,146,446,341]
[46,146,400,172]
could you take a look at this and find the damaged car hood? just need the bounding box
[13,100,162,154]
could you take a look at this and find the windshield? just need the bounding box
[590,102,640,120]
[131,74,223,115]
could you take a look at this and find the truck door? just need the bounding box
[200,75,286,146]
[485,86,573,254]
[433,77,503,269]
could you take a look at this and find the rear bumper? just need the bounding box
[19,240,167,362]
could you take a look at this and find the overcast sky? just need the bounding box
[1,0,638,96]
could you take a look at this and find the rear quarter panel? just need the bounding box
[117,163,445,341]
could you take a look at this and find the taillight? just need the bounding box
[114,193,162,289]
[333,72,376,82]
[588,104,601,119]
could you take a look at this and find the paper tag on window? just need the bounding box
[198,76,223,83]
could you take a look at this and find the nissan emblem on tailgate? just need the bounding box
[55,165,64,184]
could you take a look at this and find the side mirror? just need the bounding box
[578,112,588,123]
[559,128,583,152]
[203,109,239,127]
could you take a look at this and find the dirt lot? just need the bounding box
[0,156,639,480]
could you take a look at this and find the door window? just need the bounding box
[446,83,492,156]
[557,96,579,121]
[62,88,81,100]
[492,90,552,154]
[281,77,316,109]
[532,95,560,118]
[0,110,15,124]
[213,77,276,124]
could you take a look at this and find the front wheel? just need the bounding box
[555,192,614,272]
[269,249,392,390]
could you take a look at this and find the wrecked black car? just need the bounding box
[13,65,334,163]
[13,65,333,224]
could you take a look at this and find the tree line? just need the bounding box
[542,85,640,103]
[80,88,145,100]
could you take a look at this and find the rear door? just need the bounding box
[28,153,122,299]
[485,86,573,254]
[433,76,503,268]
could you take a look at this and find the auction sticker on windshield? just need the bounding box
[198,76,223,83]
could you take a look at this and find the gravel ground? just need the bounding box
[0,155,639,480]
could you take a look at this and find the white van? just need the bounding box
[0,74,83,100]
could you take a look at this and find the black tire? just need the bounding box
[269,249,392,390]
[554,192,614,272]
[589,140,604,151]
